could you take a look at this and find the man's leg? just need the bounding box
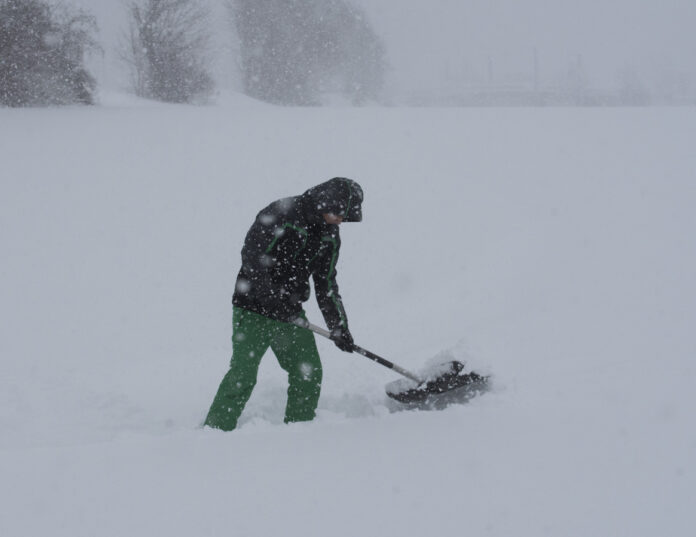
[271,316,323,424]
[204,308,272,431]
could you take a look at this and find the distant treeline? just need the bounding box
[0,0,387,107]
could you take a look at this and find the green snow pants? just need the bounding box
[204,307,322,431]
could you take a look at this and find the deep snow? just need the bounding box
[1,97,695,536]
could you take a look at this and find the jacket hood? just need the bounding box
[303,177,363,222]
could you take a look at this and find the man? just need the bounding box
[205,177,363,431]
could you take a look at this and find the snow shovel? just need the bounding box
[294,319,488,404]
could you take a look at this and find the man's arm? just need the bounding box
[312,235,353,352]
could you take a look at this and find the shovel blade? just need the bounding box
[385,361,488,404]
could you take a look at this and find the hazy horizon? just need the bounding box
[69,0,696,102]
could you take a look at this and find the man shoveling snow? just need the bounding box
[205,177,489,431]
[205,177,363,430]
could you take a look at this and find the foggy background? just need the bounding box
[13,0,696,105]
[356,1,696,89]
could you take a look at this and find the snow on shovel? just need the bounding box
[294,319,489,405]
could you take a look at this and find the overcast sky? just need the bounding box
[75,0,696,94]
[354,0,696,91]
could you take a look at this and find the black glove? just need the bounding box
[330,327,354,352]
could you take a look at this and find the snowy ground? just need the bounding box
[1,97,695,536]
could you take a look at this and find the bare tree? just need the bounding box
[229,0,386,106]
[124,0,214,103]
[317,0,387,105]
[0,0,98,107]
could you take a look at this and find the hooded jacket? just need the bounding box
[232,178,363,330]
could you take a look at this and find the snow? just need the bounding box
[1,98,695,536]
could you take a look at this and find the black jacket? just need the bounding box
[232,178,362,330]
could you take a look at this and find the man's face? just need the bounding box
[323,213,343,225]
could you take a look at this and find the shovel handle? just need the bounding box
[294,318,423,383]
